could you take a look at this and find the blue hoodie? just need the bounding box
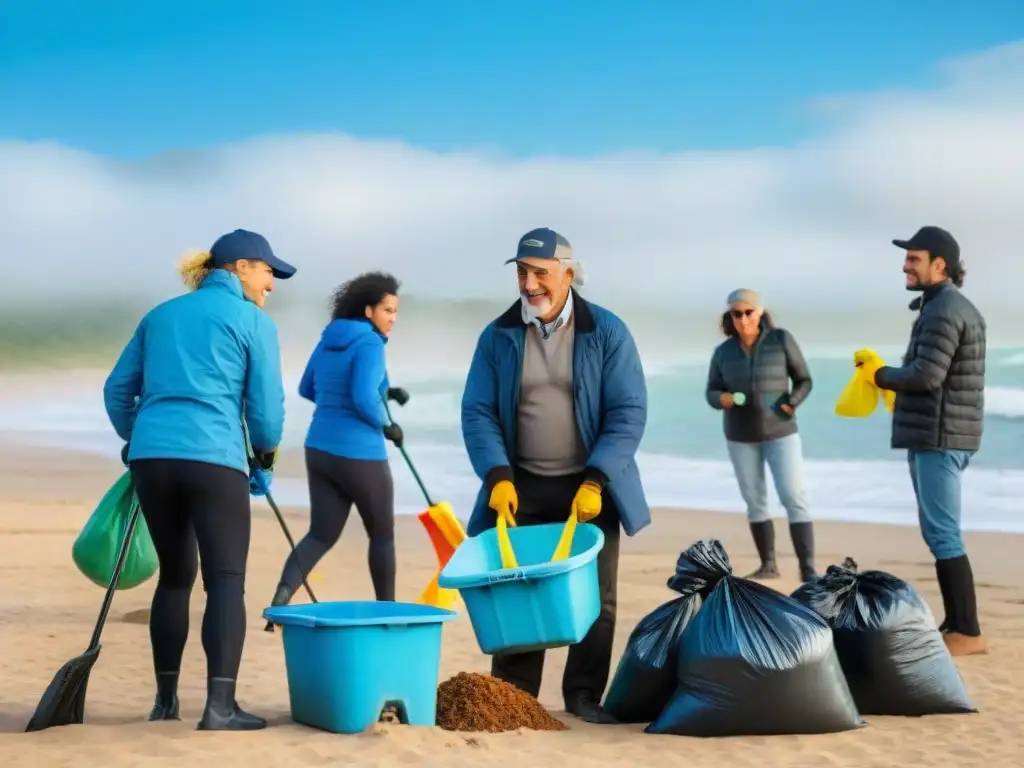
[103,269,285,475]
[300,318,392,461]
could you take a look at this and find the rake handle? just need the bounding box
[382,399,435,508]
[88,491,143,652]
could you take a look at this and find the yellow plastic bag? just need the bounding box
[835,349,896,417]
[835,371,881,417]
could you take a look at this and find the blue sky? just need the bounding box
[2,0,1022,158]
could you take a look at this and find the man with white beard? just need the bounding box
[460,227,650,723]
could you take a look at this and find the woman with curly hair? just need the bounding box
[103,229,295,731]
[705,288,817,582]
[269,271,407,611]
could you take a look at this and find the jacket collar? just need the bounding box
[909,280,952,312]
[495,288,596,333]
[200,268,246,300]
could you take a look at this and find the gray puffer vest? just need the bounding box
[705,324,813,444]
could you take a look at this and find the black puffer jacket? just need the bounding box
[875,282,985,451]
[705,323,813,443]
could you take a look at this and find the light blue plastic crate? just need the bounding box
[437,521,604,655]
[262,601,456,734]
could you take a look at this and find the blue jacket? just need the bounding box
[461,290,650,537]
[300,318,392,461]
[103,269,286,475]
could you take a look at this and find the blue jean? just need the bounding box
[908,449,972,560]
[726,433,811,524]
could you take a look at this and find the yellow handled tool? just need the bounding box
[551,513,578,562]
[495,514,519,569]
[418,568,459,609]
[494,509,580,570]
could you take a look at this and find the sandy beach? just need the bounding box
[2,444,1022,768]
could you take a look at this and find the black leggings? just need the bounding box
[130,459,251,682]
[278,447,396,601]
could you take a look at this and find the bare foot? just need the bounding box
[944,632,988,656]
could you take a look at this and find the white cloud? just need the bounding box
[1,41,1023,316]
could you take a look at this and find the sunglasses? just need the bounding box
[730,308,756,319]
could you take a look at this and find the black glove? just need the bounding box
[383,422,404,447]
[120,443,130,466]
[387,387,410,406]
[254,449,277,471]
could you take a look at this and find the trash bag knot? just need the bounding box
[824,556,859,578]
[666,538,732,598]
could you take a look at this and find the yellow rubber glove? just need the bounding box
[488,480,518,527]
[853,348,885,384]
[571,480,603,523]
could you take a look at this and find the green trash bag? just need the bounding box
[72,471,159,590]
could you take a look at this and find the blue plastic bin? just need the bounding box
[262,601,456,734]
[437,521,604,655]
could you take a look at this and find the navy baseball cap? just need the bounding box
[210,229,297,279]
[504,227,573,264]
[892,226,960,266]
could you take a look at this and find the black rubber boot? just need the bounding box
[264,582,294,633]
[197,677,267,731]
[934,559,956,632]
[745,521,779,579]
[565,694,620,725]
[789,522,818,581]
[148,671,181,721]
[936,555,987,656]
[936,555,981,637]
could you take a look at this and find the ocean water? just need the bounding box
[3,304,1022,533]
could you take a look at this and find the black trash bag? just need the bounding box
[646,539,863,737]
[603,592,702,723]
[791,557,976,716]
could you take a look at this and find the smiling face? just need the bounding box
[232,259,275,308]
[517,257,573,323]
[729,301,763,340]
[902,248,946,291]
[365,292,399,337]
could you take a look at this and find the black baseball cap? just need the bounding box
[210,229,297,279]
[892,226,960,265]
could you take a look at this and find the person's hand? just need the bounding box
[774,395,795,416]
[720,392,735,409]
[249,466,272,497]
[571,480,603,523]
[254,447,278,471]
[120,443,130,466]
[488,480,518,527]
[387,387,410,406]
[383,423,404,447]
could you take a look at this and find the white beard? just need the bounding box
[520,294,551,320]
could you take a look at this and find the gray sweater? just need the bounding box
[515,318,589,476]
[705,325,813,443]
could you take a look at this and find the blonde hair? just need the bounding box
[178,250,215,291]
